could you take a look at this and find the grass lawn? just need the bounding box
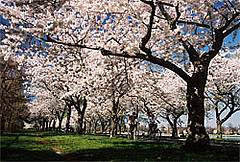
[1,131,239,161]
[0,132,64,161]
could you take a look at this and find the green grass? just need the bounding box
[0,134,63,161]
[1,132,239,161]
[45,134,239,161]
[5,130,67,137]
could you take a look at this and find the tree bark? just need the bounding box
[77,115,84,134]
[172,119,178,138]
[110,102,118,137]
[185,74,210,151]
[65,103,72,133]
[58,119,63,132]
[216,120,222,138]
[0,117,6,135]
[52,119,56,131]
[42,118,46,131]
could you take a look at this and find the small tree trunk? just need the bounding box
[94,121,98,134]
[58,119,63,132]
[216,120,222,138]
[110,101,118,137]
[88,122,92,133]
[52,120,56,131]
[42,118,46,131]
[101,122,106,133]
[48,119,52,131]
[110,118,117,137]
[45,120,49,131]
[65,103,72,133]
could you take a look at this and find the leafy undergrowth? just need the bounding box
[1,132,239,161]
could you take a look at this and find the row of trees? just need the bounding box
[25,50,239,139]
[0,0,240,151]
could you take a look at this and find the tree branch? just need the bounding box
[179,38,200,63]
[139,0,156,55]
[101,49,191,83]
[43,35,100,51]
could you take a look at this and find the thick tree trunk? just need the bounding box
[185,77,210,151]
[216,120,222,139]
[172,119,178,138]
[110,118,117,137]
[110,113,118,137]
[74,96,87,135]
[77,115,84,134]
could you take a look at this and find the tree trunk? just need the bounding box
[110,100,118,137]
[88,121,92,133]
[77,115,84,134]
[185,76,210,151]
[100,121,106,133]
[42,118,46,131]
[0,117,6,135]
[110,118,117,137]
[45,120,49,131]
[216,120,222,138]
[58,119,63,132]
[84,122,86,133]
[172,119,178,138]
[65,103,72,133]
[94,121,97,134]
[52,119,56,131]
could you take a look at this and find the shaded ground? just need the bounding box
[1,135,64,161]
[1,131,239,161]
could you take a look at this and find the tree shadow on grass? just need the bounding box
[0,135,64,161]
[64,143,239,161]
[1,147,64,161]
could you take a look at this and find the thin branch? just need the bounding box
[43,35,100,51]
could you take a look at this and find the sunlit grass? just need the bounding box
[1,132,239,161]
[45,135,239,161]
[45,135,139,153]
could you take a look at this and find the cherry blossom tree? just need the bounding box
[1,0,240,150]
[91,56,134,137]
[130,67,187,137]
[155,70,187,138]
[206,52,240,138]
